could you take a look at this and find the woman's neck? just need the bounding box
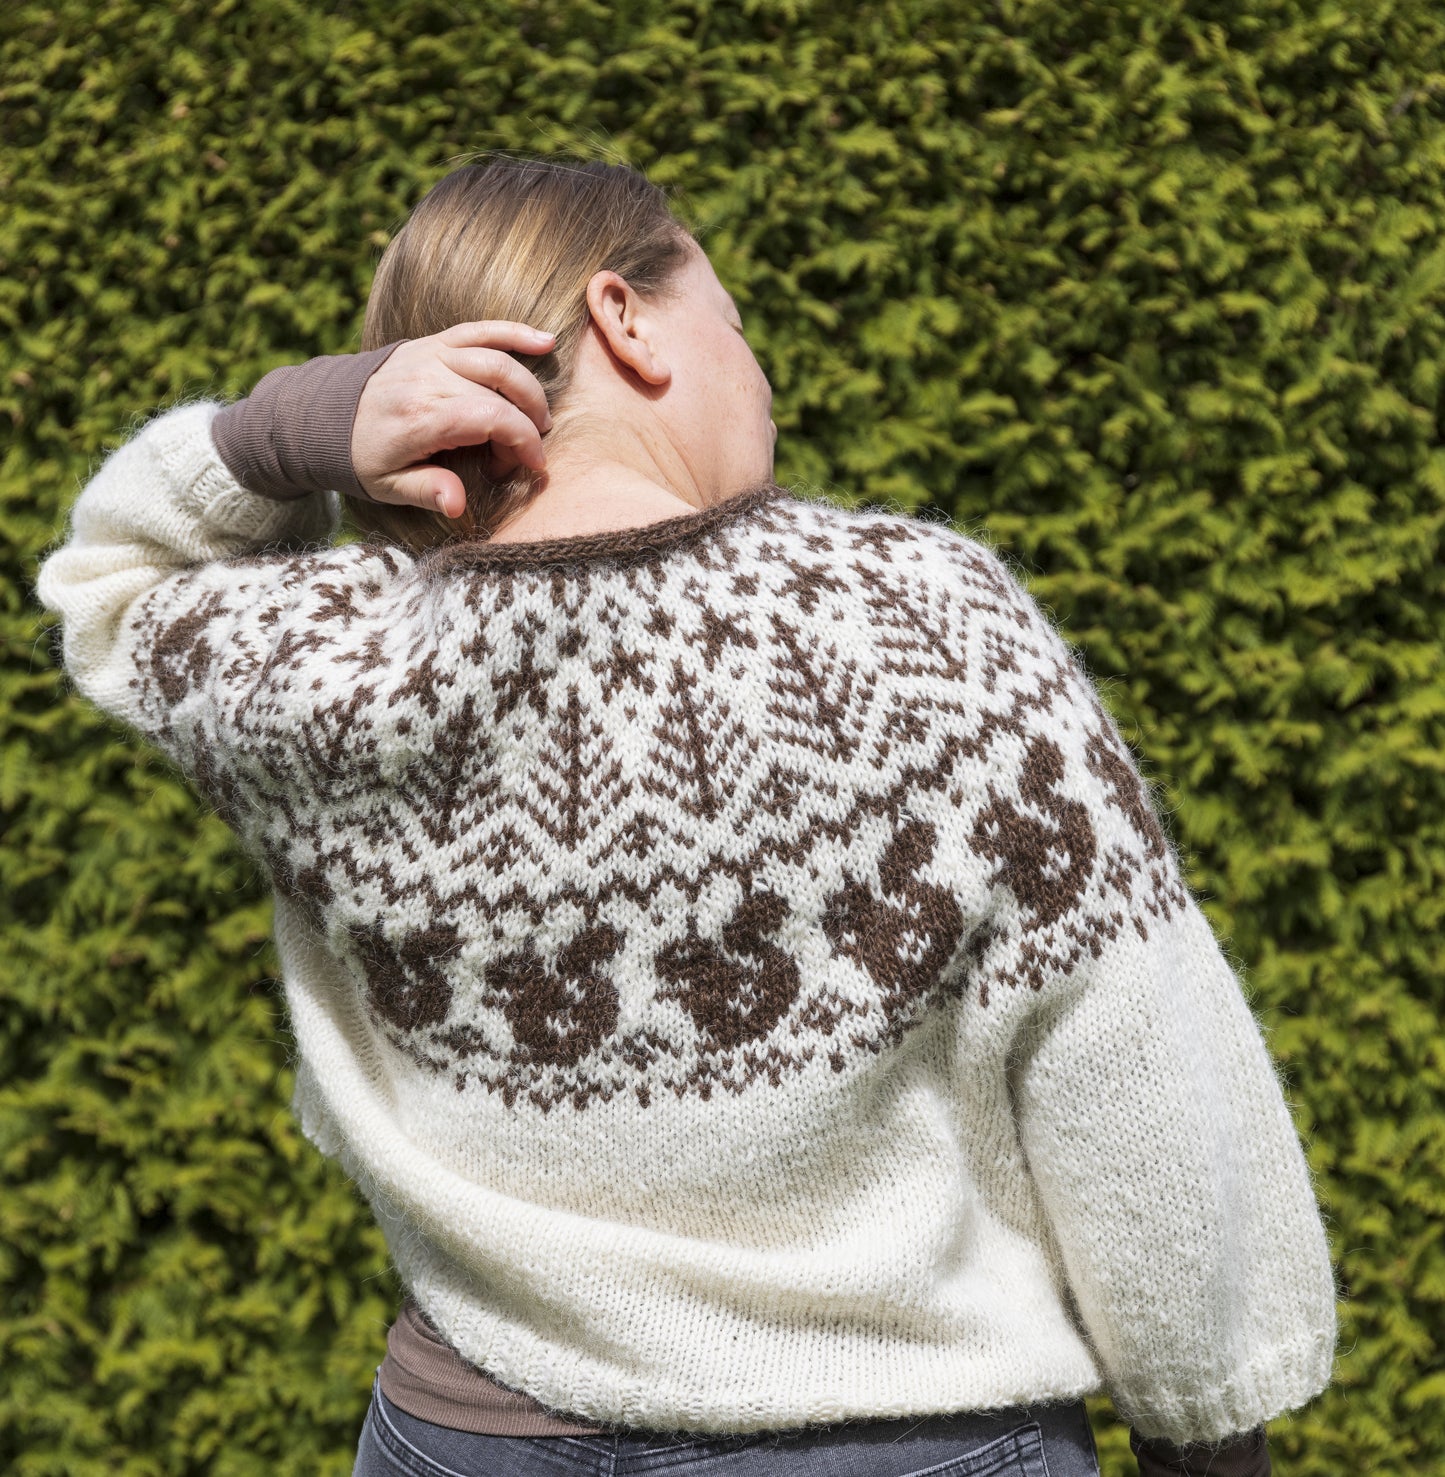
[486,467,704,545]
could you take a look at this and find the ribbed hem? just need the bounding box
[210,341,405,502]
[1115,1328,1336,1447]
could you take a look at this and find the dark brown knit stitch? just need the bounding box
[691,599,759,672]
[311,581,366,627]
[189,739,248,835]
[643,656,729,823]
[396,693,500,849]
[847,519,918,561]
[488,924,623,1073]
[349,916,460,1031]
[492,627,555,723]
[823,817,970,1029]
[655,887,802,1053]
[592,643,656,704]
[149,587,231,704]
[764,610,871,765]
[390,648,456,720]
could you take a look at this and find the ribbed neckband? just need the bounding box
[414,480,794,575]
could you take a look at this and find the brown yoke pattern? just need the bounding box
[124,485,1187,1121]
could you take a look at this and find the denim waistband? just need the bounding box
[357,1371,1102,1477]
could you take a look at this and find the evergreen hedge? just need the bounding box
[4,0,1443,1471]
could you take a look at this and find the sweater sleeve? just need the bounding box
[32,399,408,867]
[968,547,1338,1447]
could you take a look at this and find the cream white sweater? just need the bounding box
[34,399,1337,1443]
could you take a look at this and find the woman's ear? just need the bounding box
[584,270,672,388]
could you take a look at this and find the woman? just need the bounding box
[35,155,1336,1477]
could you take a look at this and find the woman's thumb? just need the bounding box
[385,466,467,518]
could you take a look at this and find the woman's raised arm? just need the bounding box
[210,321,555,516]
[32,322,554,842]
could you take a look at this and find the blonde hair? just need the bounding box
[350,153,698,553]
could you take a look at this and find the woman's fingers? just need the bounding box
[437,321,556,428]
[429,393,549,471]
[437,319,556,354]
[351,321,557,511]
[438,343,554,434]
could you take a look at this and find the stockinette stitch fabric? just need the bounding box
[34,398,1337,1445]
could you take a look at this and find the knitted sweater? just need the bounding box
[34,393,1337,1448]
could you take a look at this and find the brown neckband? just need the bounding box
[412,481,796,575]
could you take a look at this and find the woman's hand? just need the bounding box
[351,321,556,518]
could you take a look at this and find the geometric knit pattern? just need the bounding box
[34,400,1337,1444]
[124,465,1189,1115]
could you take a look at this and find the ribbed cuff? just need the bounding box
[210,340,407,502]
[1132,1426,1271,1477]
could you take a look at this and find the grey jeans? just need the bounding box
[352,1371,1102,1476]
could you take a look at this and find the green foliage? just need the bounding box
[4,0,1444,1469]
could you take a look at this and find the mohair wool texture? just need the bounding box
[34,400,1337,1445]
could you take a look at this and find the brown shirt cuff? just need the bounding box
[1132,1425,1271,1477]
[210,340,406,502]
